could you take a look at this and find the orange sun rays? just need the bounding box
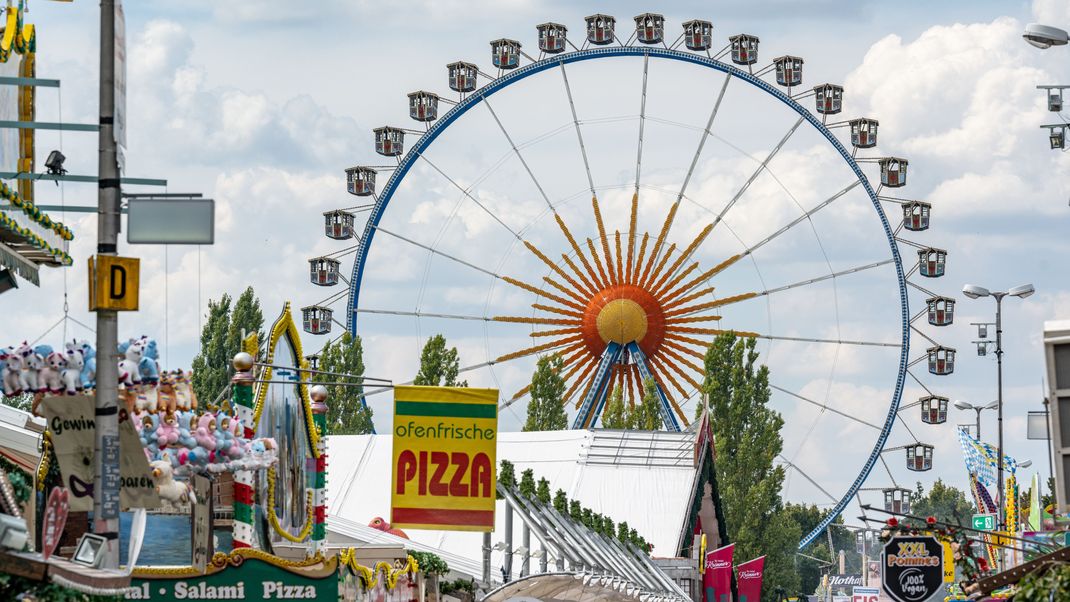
[493,194,758,426]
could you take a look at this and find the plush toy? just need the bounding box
[79,343,96,390]
[117,339,142,387]
[139,413,160,460]
[14,342,39,394]
[368,517,410,539]
[0,347,21,397]
[156,410,180,448]
[177,411,197,449]
[194,414,217,463]
[134,385,158,413]
[137,337,160,384]
[150,457,195,505]
[173,370,195,410]
[227,418,245,459]
[61,342,85,395]
[38,348,65,394]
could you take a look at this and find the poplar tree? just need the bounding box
[523,354,568,431]
[314,332,373,435]
[703,333,800,600]
[191,294,232,405]
[226,286,263,359]
[414,334,466,387]
[600,385,629,429]
[632,378,663,430]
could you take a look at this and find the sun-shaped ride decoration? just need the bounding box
[492,192,756,431]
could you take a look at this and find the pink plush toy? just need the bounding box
[194,414,217,452]
[156,411,180,447]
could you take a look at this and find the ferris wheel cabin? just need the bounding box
[682,19,713,51]
[902,200,930,231]
[491,39,522,70]
[634,13,665,45]
[301,306,333,335]
[919,395,948,425]
[906,443,934,472]
[345,166,376,196]
[447,61,479,93]
[729,34,760,65]
[323,210,355,240]
[309,257,341,287]
[883,488,911,514]
[849,118,879,148]
[373,127,405,157]
[773,55,803,87]
[926,296,955,327]
[927,346,956,376]
[814,83,843,115]
[408,91,440,122]
[879,157,908,187]
[585,14,616,45]
[917,247,947,278]
[537,22,568,54]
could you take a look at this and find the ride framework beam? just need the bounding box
[572,342,622,429]
[627,342,681,431]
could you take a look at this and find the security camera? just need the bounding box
[1024,23,1069,49]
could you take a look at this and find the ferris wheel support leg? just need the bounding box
[572,342,622,429]
[627,342,681,431]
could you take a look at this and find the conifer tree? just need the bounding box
[523,354,568,431]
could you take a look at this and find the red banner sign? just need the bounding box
[704,543,734,602]
[736,556,765,602]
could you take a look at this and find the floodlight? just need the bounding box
[984,400,999,410]
[1009,283,1035,298]
[962,284,990,299]
[44,150,67,176]
[72,533,107,568]
[953,400,972,411]
[1024,23,1069,49]
[0,513,27,550]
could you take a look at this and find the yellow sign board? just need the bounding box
[88,255,140,311]
[391,386,498,531]
[942,539,955,582]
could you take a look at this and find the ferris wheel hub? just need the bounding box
[596,299,648,345]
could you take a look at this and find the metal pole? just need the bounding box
[94,0,122,570]
[1045,397,1055,501]
[976,407,982,440]
[994,294,1005,571]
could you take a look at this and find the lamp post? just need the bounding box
[953,400,998,439]
[962,283,1035,567]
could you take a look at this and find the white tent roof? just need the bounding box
[327,429,701,580]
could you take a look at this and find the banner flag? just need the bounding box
[703,543,734,602]
[736,556,765,602]
[390,386,498,531]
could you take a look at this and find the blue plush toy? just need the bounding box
[79,342,96,390]
[139,414,160,461]
[137,337,160,384]
[177,411,197,449]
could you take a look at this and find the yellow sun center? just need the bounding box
[595,299,649,344]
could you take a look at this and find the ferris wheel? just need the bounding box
[302,13,956,548]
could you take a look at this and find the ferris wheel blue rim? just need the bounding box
[345,45,910,550]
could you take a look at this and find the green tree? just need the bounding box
[519,469,536,499]
[910,479,976,525]
[226,286,264,360]
[569,500,582,522]
[703,333,799,600]
[191,294,233,406]
[523,354,568,431]
[782,503,861,595]
[631,378,663,430]
[413,334,466,386]
[1,393,32,413]
[600,385,629,429]
[553,489,568,513]
[314,332,373,435]
[536,478,551,504]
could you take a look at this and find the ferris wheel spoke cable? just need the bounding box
[633,53,650,191]
[776,455,838,503]
[758,258,893,297]
[418,154,522,240]
[483,99,555,212]
[741,180,860,257]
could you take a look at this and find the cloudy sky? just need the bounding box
[3,0,1070,527]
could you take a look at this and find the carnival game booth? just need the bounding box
[21,304,427,599]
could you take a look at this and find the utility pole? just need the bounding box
[94,0,122,570]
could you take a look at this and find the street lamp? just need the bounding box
[962,283,1035,563]
[953,400,998,439]
[1024,23,1069,49]
[1020,460,1034,469]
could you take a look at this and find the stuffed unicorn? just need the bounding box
[36,346,64,394]
[150,457,195,505]
[117,339,143,387]
[0,347,21,397]
[137,337,160,384]
[62,342,85,395]
[15,342,39,394]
